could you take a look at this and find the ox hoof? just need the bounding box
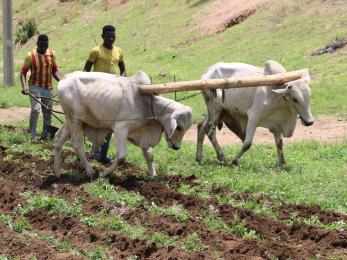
[86,169,96,179]
[218,160,227,166]
[54,168,61,178]
[195,157,203,164]
[230,160,239,167]
[217,155,226,163]
[147,172,157,177]
[100,170,112,178]
[279,160,288,167]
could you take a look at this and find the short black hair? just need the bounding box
[38,34,49,42]
[102,25,116,34]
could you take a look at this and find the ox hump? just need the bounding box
[264,60,287,75]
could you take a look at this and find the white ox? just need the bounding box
[54,71,192,178]
[196,60,314,166]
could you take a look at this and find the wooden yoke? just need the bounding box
[139,69,309,95]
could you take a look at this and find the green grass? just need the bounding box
[85,178,144,208]
[0,213,30,233]
[181,232,208,253]
[18,192,82,218]
[125,139,347,214]
[200,210,260,240]
[216,194,278,219]
[149,232,177,247]
[148,203,190,222]
[287,213,347,232]
[39,235,76,253]
[1,0,346,121]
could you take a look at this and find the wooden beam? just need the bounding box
[139,69,308,95]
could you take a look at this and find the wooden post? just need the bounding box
[2,0,14,86]
[139,69,308,95]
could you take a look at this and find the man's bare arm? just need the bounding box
[83,60,94,72]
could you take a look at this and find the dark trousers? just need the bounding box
[100,133,112,159]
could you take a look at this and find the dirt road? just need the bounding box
[1,107,346,144]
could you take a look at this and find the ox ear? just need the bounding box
[162,116,177,139]
[301,71,311,83]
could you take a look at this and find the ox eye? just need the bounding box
[176,126,182,131]
[293,98,298,103]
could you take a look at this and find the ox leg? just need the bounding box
[274,132,287,166]
[69,121,95,179]
[143,147,156,177]
[196,116,208,163]
[100,127,128,177]
[231,121,257,166]
[207,106,225,163]
[207,125,226,163]
[53,123,70,177]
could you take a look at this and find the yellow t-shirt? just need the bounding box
[87,44,124,75]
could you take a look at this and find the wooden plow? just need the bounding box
[139,69,308,95]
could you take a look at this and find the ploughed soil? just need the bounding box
[0,125,346,259]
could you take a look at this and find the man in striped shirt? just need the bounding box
[20,34,61,139]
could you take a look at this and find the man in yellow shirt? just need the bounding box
[84,25,126,75]
[83,25,126,163]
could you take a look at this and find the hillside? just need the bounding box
[0,2,347,259]
[1,0,347,120]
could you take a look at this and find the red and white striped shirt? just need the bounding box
[21,48,59,89]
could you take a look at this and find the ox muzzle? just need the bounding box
[299,116,314,126]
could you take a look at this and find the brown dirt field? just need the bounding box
[0,136,346,259]
[191,0,272,36]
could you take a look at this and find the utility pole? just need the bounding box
[2,0,14,86]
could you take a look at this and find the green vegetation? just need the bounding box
[126,139,347,213]
[216,194,277,219]
[86,246,110,260]
[18,192,82,217]
[85,178,144,208]
[181,232,208,253]
[0,213,30,233]
[0,0,346,120]
[149,232,177,247]
[178,183,211,200]
[0,256,13,260]
[0,214,12,225]
[287,213,347,232]
[0,0,346,257]
[200,210,260,240]
[148,203,190,222]
[39,235,76,253]
[15,18,38,44]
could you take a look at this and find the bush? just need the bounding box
[15,18,37,44]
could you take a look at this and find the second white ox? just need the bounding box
[54,71,192,178]
[196,60,314,166]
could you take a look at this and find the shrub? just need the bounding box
[15,18,37,44]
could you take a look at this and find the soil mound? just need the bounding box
[193,0,271,36]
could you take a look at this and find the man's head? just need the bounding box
[37,34,49,54]
[102,25,116,49]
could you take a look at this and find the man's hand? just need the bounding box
[21,87,28,95]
